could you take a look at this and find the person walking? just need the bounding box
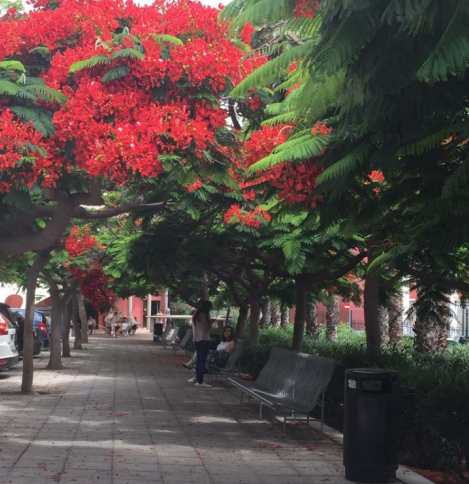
[190,300,213,388]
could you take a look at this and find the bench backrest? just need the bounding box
[256,347,337,413]
[223,339,247,371]
[179,329,192,348]
[160,324,171,339]
[166,327,180,343]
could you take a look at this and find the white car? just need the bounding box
[0,303,19,371]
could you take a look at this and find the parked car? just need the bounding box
[0,303,19,371]
[12,309,50,348]
[12,311,43,356]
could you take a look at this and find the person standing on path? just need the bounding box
[192,300,213,388]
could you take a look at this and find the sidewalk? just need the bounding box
[0,331,431,484]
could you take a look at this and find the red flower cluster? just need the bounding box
[369,170,385,183]
[0,0,251,191]
[294,0,320,18]
[184,178,203,192]
[240,23,255,44]
[271,163,324,208]
[239,124,327,209]
[69,262,116,312]
[64,225,99,258]
[0,110,60,192]
[64,225,114,311]
[224,204,271,230]
[311,121,332,136]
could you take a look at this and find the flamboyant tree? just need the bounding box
[0,0,258,393]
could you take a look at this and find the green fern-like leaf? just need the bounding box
[230,40,314,98]
[311,5,379,76]
[230,0,294,28]
[0,61,26,72]
[111,48,144,61]
[417,4,469,81]
[442,156,469,199]
[296,70,345,124]
[316,137,374,184]
[28,46,50,55]
[23,85,68,105]
[10,106,55,136]
[22,77,46,86]
[0,80,20,96]
[152,34,183,46]
[398,124,464,157]
[275,70,306,92]
[220,0,253,20]
[69,55,111,73]
[102,66,130,83]
[286,251,306,274]
[249,134,330,172]
[262,111,297,126]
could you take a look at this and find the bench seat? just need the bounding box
[229,348,337,430]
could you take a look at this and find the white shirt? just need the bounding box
[217,341,229,351]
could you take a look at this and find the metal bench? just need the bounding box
[229,347,337,431]
[172,328,192,352]
[163,327,180,348]
[153,324,171,343]
[207,339,247,383]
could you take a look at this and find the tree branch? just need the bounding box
[72,201,171,219]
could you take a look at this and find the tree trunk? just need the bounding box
[271,302,281,327]
[235,305,248,339]
[46,282,63,370]
[260,299,271,327]
[388,294,403,344]
[414,286,450,353]
[326,295,339,342]
[22,252,48,394]
[72,292,82,350]
[249,293,261,345]
[364,245,381,354]
[292,276,308,351]
[280,303,290,327]
[78,293,88,344]
[62,299,72,358]
[378,304,390,345]
[306,301,319,338]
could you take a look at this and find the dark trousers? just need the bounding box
[195,340,211,384]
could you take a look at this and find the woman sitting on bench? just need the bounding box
[184,325,235,370]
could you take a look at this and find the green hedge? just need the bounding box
[239,324,469,473]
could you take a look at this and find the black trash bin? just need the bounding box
[153,322,163,342]
[343,368,400,483]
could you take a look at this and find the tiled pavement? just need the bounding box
[0,330,431,484]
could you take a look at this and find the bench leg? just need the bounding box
[259,403,263,419]
[283,416,287,432]
[306,413,310,426]
[320,391,325,434]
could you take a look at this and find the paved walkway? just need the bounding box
[0,331,428,484]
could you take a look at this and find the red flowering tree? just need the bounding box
[0,0,256,393]
[0,0,255,260]
[64,226,115,313]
